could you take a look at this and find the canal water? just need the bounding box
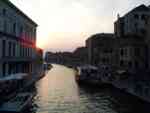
[28,64,150,113]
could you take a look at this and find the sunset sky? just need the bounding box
[11,0,150,52]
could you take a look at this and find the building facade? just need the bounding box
[0,0,38,77]
[114,4,150,72]
[87,4,150,73]
[114,4,150,38]
[73,47,88,65]
[116,37,148,73]
[86,33,115,67]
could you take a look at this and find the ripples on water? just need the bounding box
[26,65,150,113]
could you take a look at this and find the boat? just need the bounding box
[77,65,101,84]
[0,92,34,112]
[0,73,29,101]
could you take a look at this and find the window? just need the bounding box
[13,23,16,34]
[134,48,140,56]
[25,48,27,57]
[141,14,146,20]
[134,14,139,19]
[20,46,22,57]
[135,61,139,69]
[28,48,29,57]
[120,48,124,56]
[120,60,124,66]
[2,9,6,16]
[128,61,132,68]
[135,23,138,32]
[120,48,128,57]
[22,47,24,57]
[33,28,36,38]
[29,48,30,57]
[2,63,6,76]
[3,20,7,32]
[20,26,23,36]
[141,14,148,25]
[13,43,16,56]
[8,64,11,74]
[8,42,12,57]
[2,40,6,57]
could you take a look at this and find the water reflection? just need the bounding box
[35,65,80,113]
[28,64,150,113]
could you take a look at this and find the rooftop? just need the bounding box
[86,33,114,41]
[122,4,150,18]
[4,0,37,26]
[132,4,150,12]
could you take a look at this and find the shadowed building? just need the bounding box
[73,47,88,65]
[114,4,150,73]
[86,4,150,73]
[45,52,59,63]
[35,48,43,72]
[146,16,150,70]
[45,47,87,66]
[86,33,115,68]
[0,0,38,77]
[115,37,148,73]
[86,33,114,66]
[115,4,150,38]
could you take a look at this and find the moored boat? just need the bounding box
[77,65,101,84]
[0,92,34,112]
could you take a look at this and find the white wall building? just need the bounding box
[0,0,38,77]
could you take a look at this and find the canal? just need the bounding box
[28,64,150,113]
